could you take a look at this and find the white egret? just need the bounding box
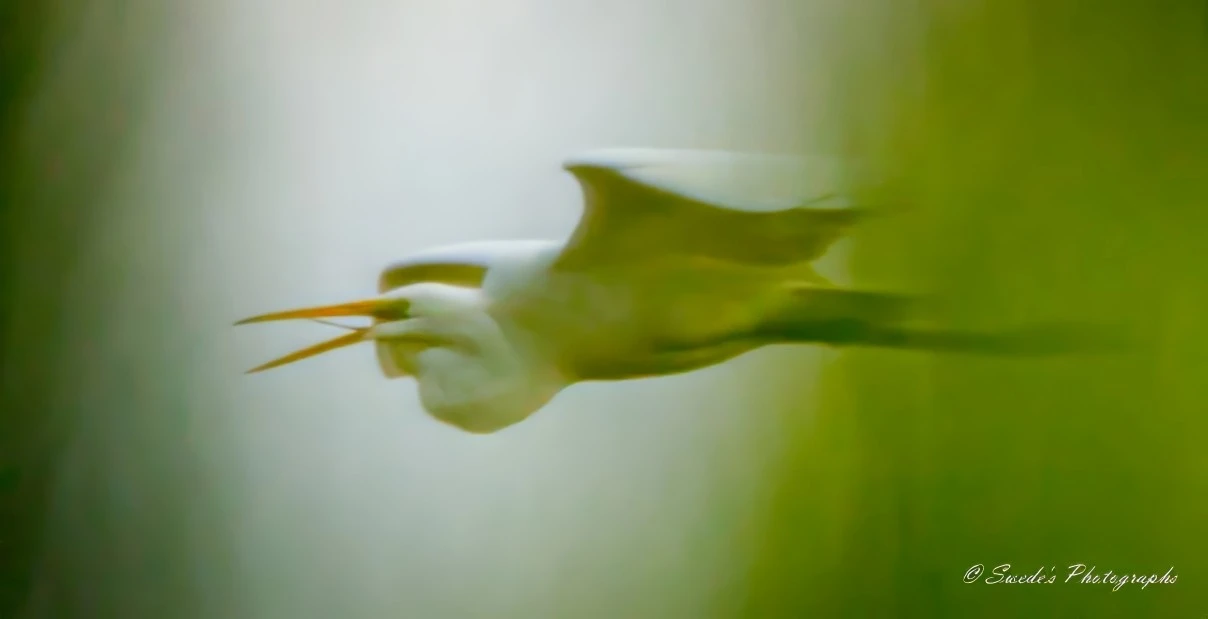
[236,149,1116,433]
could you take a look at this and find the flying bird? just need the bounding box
[235,149,1115,433]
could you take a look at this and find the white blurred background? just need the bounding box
[37,0,848,616]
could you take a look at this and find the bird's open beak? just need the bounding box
[235,295,411,374]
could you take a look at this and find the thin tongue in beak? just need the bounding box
[235,294,410,373]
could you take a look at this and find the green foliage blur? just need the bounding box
[1,3,189,618]
[743,2,1208,617]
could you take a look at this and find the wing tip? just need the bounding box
[563,148,740,173]
[562,148,640,173]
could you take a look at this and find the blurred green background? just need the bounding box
[746,1,1208,617]
[2,0,1206,617]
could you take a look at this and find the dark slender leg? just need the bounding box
[776,319,1134,356]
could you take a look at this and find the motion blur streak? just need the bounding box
[744,1,1208,616]
[2,0,850,617]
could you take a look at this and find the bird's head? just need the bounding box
[234,283,488,374]
[235,283,566,433]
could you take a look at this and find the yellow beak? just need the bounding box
[234,296,409,326]
[235,295,410,374]
[244,330,368,374]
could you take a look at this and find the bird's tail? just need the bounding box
[779,284,927,326]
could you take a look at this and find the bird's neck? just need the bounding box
[485,311,573,385]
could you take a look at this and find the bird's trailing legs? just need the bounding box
[769,284,1132,356]
[785,319,1130,356]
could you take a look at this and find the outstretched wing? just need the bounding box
[553,148,873,270]
[377,240,553,292]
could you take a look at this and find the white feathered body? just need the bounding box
[371,240,839,433]
[238,148,896,434]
